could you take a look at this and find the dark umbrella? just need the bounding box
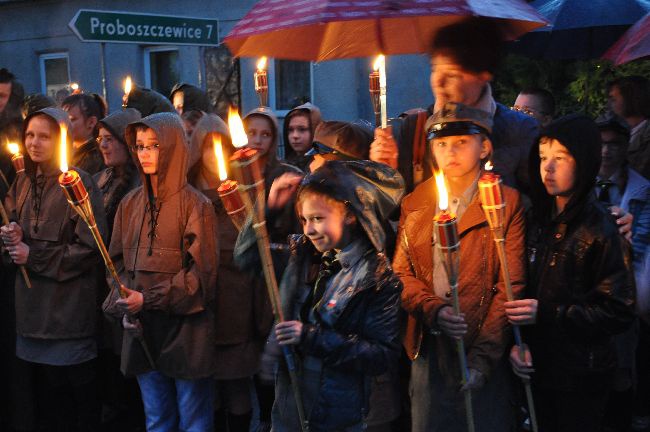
[603,11,650,64]
[509,0,650,59]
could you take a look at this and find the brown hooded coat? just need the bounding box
[4,107,107,339]
[188,114,273,378]
[103,112,218,379]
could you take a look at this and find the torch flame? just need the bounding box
[214,135,228,182]
[485,161,493,171]
[228,106,248,149]
[373,54,384,72]
[70,82,79,91]
[434,170,448,211]
[59,124,68,173]
[257,56,267,71]
[124,76,132,95]
[7,143,19,155]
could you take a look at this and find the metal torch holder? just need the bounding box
[369,71,381,128]
[230,149,309,432]
[255,72,269,107]
[434,218,475,432]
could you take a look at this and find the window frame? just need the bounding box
[143,45,180,91]
[268,59,314,117]
[39,52,71,95]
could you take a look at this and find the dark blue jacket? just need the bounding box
[277,235,402,430]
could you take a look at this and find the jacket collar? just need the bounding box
[337,238,372,273]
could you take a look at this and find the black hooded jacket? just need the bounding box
[525,115,636,390]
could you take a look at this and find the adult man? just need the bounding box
[371,18,539,194]
[62,93,107,175]
[608,76,650,179]
[512,87,555,127]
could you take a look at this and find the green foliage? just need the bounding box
[493,55,650,118]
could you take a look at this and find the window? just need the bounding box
[39,53,70,99]
[270,60,312,115]
[144,47,179,98]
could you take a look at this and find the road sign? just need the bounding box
[69,9,219,46]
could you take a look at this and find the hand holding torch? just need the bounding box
[57,124,155,369]
[227,107,309,432]
[478,162,538,432]
[433,172,475,432]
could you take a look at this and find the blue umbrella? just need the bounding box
[509,0,650,59]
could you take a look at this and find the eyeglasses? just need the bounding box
[309,141,337,155]
[132,143,160,152]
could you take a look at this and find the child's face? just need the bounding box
[431,133,489,179]
[287,114,311,153]
[135,128,160,175]
[245,115,273,156]
[24,115,57,163]
[299,193,354,253]
[539,137,576,198]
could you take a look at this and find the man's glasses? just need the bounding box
[511,105,546,117]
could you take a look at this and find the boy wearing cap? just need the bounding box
[394,102,525,431]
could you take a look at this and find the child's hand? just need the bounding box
[122,314,143,337]
[268,173,303,211]
[610,206,633,241]
[509,344,534,380]
[116,286,144,315]
[275,320,303,345]
[436,305,467,339]
[460,368,486,391]
[370,126,398,169]
[504,299,538,325]
[1,222,23,246]
[7,242,29,265]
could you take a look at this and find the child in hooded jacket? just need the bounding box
[103,112,218,431]
[270,160,404,432]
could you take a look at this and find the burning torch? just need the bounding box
[254,57,268,108]
[369,55,387,129]
[0,144,31,289]
[433,171,475,432]
[122,76,132,110]
[214,133,247,231]
[478,162,538,432]
[57,123,155,369]
[7,143,25,175]
[227,107,309,432]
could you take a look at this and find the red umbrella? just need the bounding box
[224,0,548,61]
[603,11,650,65]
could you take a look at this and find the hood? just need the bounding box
[22,107,72,177]
[283,102,322,160]
[529,114,602,223]
[125,112,188,200]
[170,83,212,114]
[187,113,231,186]
[311,120,372,160]
[99,108,141,147]
[244,106,280,168]
[126,85,175,117]
[22,93,56,118]
[300,160,405,252]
